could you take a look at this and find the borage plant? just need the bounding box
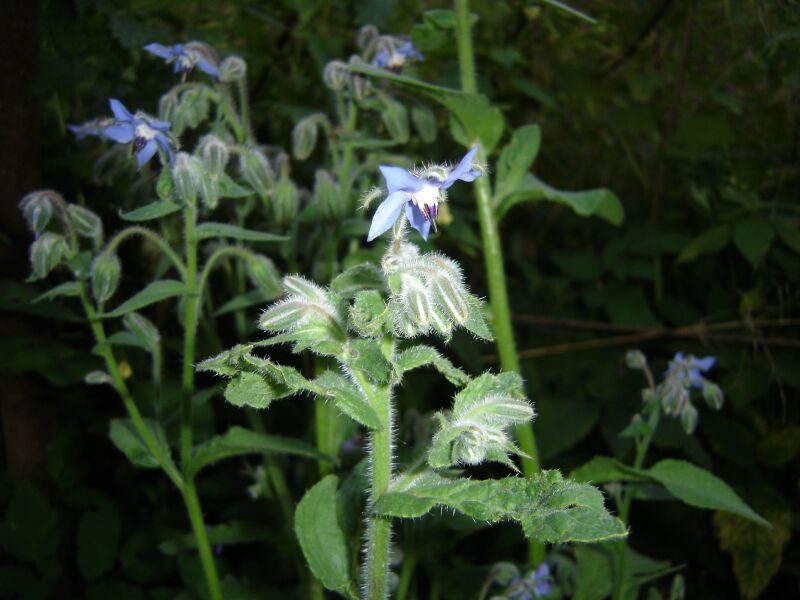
[200,150,627,600]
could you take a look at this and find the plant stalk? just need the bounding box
[454,0,543,565]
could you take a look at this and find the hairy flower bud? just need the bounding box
[172,152,203,203]
[625,350,648,371]
[240,148,274,198]
[198,135,229,178]
[29,233,67,280]
[322,60,348,91]
[313,170,343,220]
[219,55,247,82]
[292,114,321,160]
[66,204,103,241]
[356,24,379,49]
[158,91,178,123]
[702,381,724,410]
[20,190,62,234]
[680,401,698,435]
[272,178,298,227]
[91,253,121,303]
[245,254,281,298]
[198,173,220,209]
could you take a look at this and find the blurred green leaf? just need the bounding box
[102,280,185,318]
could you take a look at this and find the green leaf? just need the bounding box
[213,290,274,317]
[714,508,791,599]
[0,483,59,577]
[495,124,541,202]
[773,220,800,254]
[733,217,774,267]
[677,224,731,262]
[644,459,768,526]
[295,476,352,595]
[108,419,177,480]
[570,456,647,484]
[348,338,392,384]
[195,222,288,242]
[33,281,79,303]
[374,469,627,543]
[346,64,505,152]
[77,500,121,581]
[217,174,253,198]
[312,371,382,430]
[189,426,333,477]
[330,263,385,298]
[497,174,623,226]
[224,371,280,409]
[102,280,185,319]
[119,200,181,222]
[537,0,598,24]
[423,9,478,29]
[463,293,493,341]
[394,344,471,387]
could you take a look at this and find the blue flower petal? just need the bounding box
[367,191,410,241]
[144,43,175,59]
[379,165,425,193]
[373,49,389,68]
[692,356,716,371]
[399,41,424,61]
[673,352,685,362]
[136,139,159,169]
[102,123,135,144]
[109,98,133,122]
[147,117,171,132]
[155,133,173,162]
[534,563,550,579]
[406,202,431,241]
[443,145,481,188]
[196,58,220,78]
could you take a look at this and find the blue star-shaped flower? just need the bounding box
[509,562,553,600]
[367,146,482,242]
[666,352,716,388]
[144,42,220,78]
[101,99,173,169]
[373,40,424,71]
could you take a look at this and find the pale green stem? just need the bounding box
[339,102,358,212]
[353,368,393,600]
[396,550,416,600]
[105,226,187,281]
[197,245,255,299]
[236,78,255,144]
[183,478,224,600]
[454,0,543,565]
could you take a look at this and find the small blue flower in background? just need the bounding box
[367,145,482,242]
[144,42,220,78]
[508,562,553,600]
[373,40,424,71]
[666,352,716,388]
[101,99,173,169]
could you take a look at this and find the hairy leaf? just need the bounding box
[102,280,185,318]
[394,344,471,386]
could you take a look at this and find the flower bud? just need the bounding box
[349,55,372,100]
[431,276,469,324]
[172,152,203,203]
[625,350,648,371]
[66,204,103,241]
[322,60,348,91]
[123,312,160,353]
[246,254,281,297]
[349,290,386,337]
[219,55,247,82]
[312,170,343,219]
[240,148,274,198]
[198,135,229,178]
[381,97,410,143]
[91,253,121,303]
[158,91,178,123]
[29,233,67,280]
[176,88,209,132]
[292,114,320,160]
[403,280,433,329]
[20,190,61,234]
[680,401,698,435]
[702,381,724,411]
[272,178,298,227]
[85,371,113,386]
[356,24,379,50]
[199,174,220,209]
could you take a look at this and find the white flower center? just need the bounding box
[410,184,441,212]
[387,51,406,69]
[134,123,156,141]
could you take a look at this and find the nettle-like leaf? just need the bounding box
[258,275,347,355]
[373,469,627,544]
[394,344,471,387]
[383,242,492,341]
[429,372,533,470]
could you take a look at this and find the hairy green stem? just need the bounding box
[339,102,358,212]
[354,369,393,600]
[183,478,224,600]
[236,78,255,144]
[105,225,187,281]
[76,281,182,488]
[179,203,223,600]
[454,0,543,565]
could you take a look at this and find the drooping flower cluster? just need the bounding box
[357,24,424,72]
[367,146,483,241]
[486,561,553,600]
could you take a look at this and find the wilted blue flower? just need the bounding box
[666,352,716,388]
[373,40,424,71]
[102,99,173,169]
[367,145,482,242]
[144,42,220,78]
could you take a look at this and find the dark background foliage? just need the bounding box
[1,0,798,598]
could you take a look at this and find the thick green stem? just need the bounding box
[181,203,200,472]
[183,479,224,600]
[354,369,393,600]
[236,78,255,144]
[454,0,543,565]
